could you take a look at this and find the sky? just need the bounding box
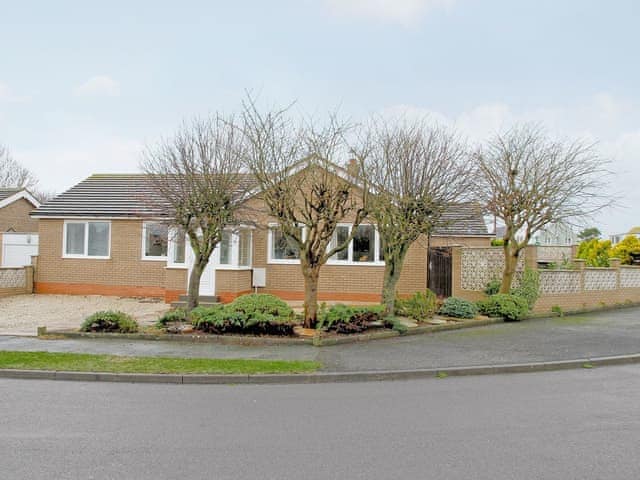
[1,0,639,235]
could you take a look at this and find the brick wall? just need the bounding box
[0,198,39,233]
[35,219,168,298]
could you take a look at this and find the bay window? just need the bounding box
[63,221,110,258]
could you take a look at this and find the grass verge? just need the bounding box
[0,351,320,375]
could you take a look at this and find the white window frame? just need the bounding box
[141,221,169,261]
[267,223,304,265]
[166,227,188,269]
[62,220,111,259]
[216,227,253,270]
[327,223,384,267]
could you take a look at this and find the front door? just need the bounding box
[187,246,216,296]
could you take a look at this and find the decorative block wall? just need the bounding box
[0,268,26,288]
[536,246,573,263]
[539,270,581,294]
[584,269,617,291]
[460,248,524,291]
[620,267,640,288]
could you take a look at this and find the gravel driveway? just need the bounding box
[0,294,169,336]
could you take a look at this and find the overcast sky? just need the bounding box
[1,0,638,235]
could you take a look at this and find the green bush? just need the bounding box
[576,238,611,267]
[484,279,501,296]
[491,239,505,246]
[317,304,386,334]
[477,294,529,321]
[438,297,477,319]
[228,294,294,319]
[156,308,188,327]
[189,295,295,336]
[395,290,437,320]
[80,310,139,333]
[510,268,540,310]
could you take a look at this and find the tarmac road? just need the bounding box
[2,365,640,479]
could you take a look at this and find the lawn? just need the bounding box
[0,351,321,375]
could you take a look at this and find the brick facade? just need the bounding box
[0,198,39,233]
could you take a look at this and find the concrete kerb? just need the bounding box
[2,353,640,385]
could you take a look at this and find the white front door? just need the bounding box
[187,246,216,296]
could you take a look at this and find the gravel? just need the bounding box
[0,294,169,336]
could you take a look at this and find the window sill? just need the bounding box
[326,261,385,267]
[267,259,301,265]
[62,255,111,260]
[141,256,169,262]
[216,265,253,271]
[165,265,188,270]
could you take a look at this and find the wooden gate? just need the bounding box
[428,247,452,298]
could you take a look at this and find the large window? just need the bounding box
[218,228,253,269]
[143,222,168,260]
[168,228,186,265]
[269,226,302,262]
[63,221,110,258]
[328,224,383,265]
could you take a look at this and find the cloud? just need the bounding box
[0,82,31,103]
[380,93,640,235]
[325,0,456,26]
[74,75,120,97]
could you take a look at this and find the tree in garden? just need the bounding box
[0,144,39,189]
[610,235,640,265]
[578,227,602,241]
[241,99,368,328]
[361,118,473,316]
[576,238,612,267]
[474,125,612,293]
[141,116,249,310]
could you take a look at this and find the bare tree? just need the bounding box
[474,125,612,293]
[141,116,248,310]
[361,118,473,315]
[241,99,368,328]
[0,144,39,190]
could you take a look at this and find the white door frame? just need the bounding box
[186,245,216,296]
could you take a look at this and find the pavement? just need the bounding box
[1,306,640,373]
[2,365,640,479]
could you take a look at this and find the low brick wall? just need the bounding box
[453,246,640,315]
[0,265,34,297]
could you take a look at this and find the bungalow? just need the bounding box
[30,173,492,303]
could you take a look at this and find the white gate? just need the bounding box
[1,233,39,267]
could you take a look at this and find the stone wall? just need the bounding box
[0,266,33,297]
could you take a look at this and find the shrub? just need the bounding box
[189,295,296,336]
[576,238,611,267]
[491,239,505,246]
[395,290,437,320]
[551,305,564,317]
[228,294,294,319]
[484,279,501,296]
[610,235,640,265]
[439,297,477,319]
[318,304,385,334]
[156,308,188,327]
[510,268,540,310]
[477,294,529,321]
[80,310,139,333]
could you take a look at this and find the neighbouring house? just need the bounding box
[530,222,577,246]
[30,172,492,303]
[610,227,640,245]
[0,188,40,267]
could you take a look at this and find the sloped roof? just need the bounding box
[0,188,21,202]
[433,203,490,237]
[31,174,256,219]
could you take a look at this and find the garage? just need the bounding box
[1,233,39,267]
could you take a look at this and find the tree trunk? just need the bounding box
[187,261,204,311]
[500,246,519,294]
[381,246,409,317]
[303,267,320,329]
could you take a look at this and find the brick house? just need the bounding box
[0,188,40,267]
[30,173,492,303]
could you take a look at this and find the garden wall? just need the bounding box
[0,265,34,297]
[452,246,640,314]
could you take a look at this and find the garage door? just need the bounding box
[1,233,39,267]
